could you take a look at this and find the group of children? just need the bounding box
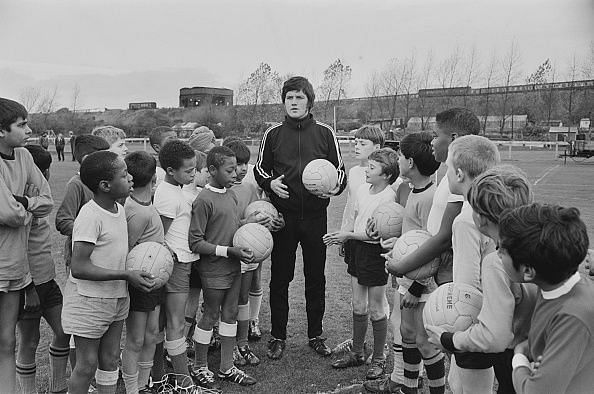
[324,108,593,394]
[1,96,593,394]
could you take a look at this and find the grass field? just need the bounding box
[27,143,594,393]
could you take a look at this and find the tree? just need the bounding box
[563,54,579,130]
[498,41,522,137]
[481,51,498,134]
[19,87,42,113]
[236,63,282,133]
[364,71,382,121]
[462,46,480,107]
[416,51,435,130]
[318,58,352,119]
[526,59,552,84]
[71,83,81,131]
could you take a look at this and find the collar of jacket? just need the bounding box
[283,113,314,130]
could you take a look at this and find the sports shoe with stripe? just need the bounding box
[238,345,260,366]
[217,365,257,386]
[189,366,221,392]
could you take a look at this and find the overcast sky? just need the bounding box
[1,0,592,109]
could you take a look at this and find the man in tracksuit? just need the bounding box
[254,76,347,360]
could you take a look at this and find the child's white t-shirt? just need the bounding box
[426,172,464,236]
[353,183,396,243]
[154,181,200,263]
[70,200,128,298]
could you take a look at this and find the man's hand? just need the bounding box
[425,325,447,351]
[401,292,420,309]
[270,174,289,199]
[229,246,255,264]
[269,213,285,232]
[24,286,41,312]
[365,217,379,240]
[322,231,351,246]
[127,271,156,293]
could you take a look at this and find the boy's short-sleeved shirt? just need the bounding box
[402,182,436,233]
[124,197,165,249]
[341,165,366,232]
[70,200,128,298]
[27,216,56,285]
[353,183,397,243]
[154,181,199,263]
[426,172,464,236]
[231,181,260,219]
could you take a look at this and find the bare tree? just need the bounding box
[580,40,594,79]
[437,47,462,88]
[380,58,405,124]
[236,63,282,130]
[71,83,81,130]
[318,58,352,119]
[564,54,579,134]
[400,54,417,126]
[38,86,58,114]
[482,51,498,134]
[416,51,435,130]
[19,87,42,113]
[462,46,480,107]
[364,71,382,121]
[498,41,522,137]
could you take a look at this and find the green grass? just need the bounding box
[28,144,594,393]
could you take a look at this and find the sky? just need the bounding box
[1,0,592,109]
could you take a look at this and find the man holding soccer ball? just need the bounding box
[254,76,347,360]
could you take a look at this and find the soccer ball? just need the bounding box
[372,202,404,240]
[126,242,174,289]
[387,230,441,280]
[244,200,278,230]
[233,223,274,263]
[423,282,483,332]
[302,159,338,196]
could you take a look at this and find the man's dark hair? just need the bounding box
[125,151,156,188]
[25,144,52,173]
[149,126,176,150]
[159,139,195,171]
[499,203,589,285]
[0,98,28,131]
[399,131,441,177]
[281,76,315,110]
[207,146,236,169]
[80,150,121,193]
[223,139,250,165]
[368,148,400,184]
[435,107,480,136]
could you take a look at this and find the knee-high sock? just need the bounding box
[164,337,188,375]
[237,303,250,348]
[49,344,70,393]
[423,352,445,394]
[390,343,405,384]
[95,368,119,394]
[137,360,153,388]
[122,370,139,394]
[371,316,388,361]
[401,341,422,394]
[352,313,368,356]
[249,289,263,321]
[192,327,212,369]
[218,322,237,373]
[151,340,165,381]
[16,362,36,394]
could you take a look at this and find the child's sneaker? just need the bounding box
[233,346,247,366]
[217,365,257,386]
[248,319,262,341]
[190,366,221,392]
[238,345,260,366]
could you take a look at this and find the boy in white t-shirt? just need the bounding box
[153,140,198,377]
[62,151,154,393]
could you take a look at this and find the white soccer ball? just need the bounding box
[302,159,338,196]
[126,242,174,289]
[244,200,278,230]
[233,223,274,263]
[423,282,483,332]
[372,202,404,240]
[387,229,441,280]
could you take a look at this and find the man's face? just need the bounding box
[1,117,32,148]
[284,90,309,119]
[170,157,197,186]
[431,124,452,163]
[109,138,129,158]
[109,159,133,199]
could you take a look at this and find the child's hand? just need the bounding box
[269,213,285,232]
[229,246,254,263]
[127,271,156,293]
[24,183,40,198]
[322,231,350,246]
[400,292,420,309]
[531,355,543,373]
[425,325,447,352]
[514,339,530,357]
[384,251,405,275]
[319,183,340,199]
[24,286,41,312]
[365,218,379,240]
[380,237,398,251]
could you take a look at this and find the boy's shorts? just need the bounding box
[166,261,193,293]
[454,351,499,370]
[199,267,241,290]
[241,261,260,274]
[129,285,164,313]
[190,262,202,289]
[19,279,63,320]
[0,274,32,293]
[62,280,129,339]
[346,240,388,287]
[396,276,437,303]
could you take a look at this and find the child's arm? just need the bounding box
[512,317,589,394]
[391,201,462,274]
[19,152,53,218]
[71,241,154,291]
[55,180,86,236]
[0,176,30,227]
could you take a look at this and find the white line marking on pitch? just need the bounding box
[534,165,559,185]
